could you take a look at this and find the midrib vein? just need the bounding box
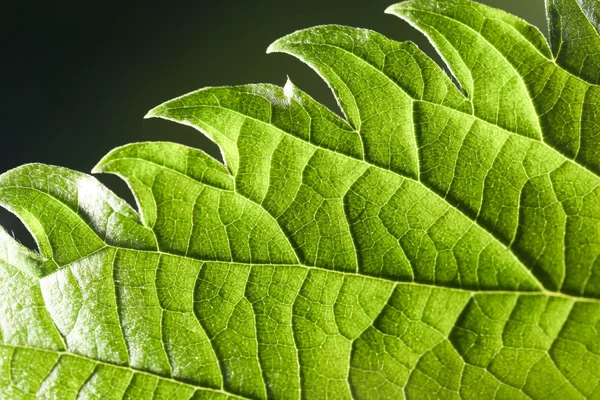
[9,173,600,303]
[41,243,600,304]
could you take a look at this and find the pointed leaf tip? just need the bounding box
[266,41,279,54]
[144,107,160,119]
[385,0,418,14]
[267,31,296,55]
[384,3,399,14]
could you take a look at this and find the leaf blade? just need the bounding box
[2,1,600,398]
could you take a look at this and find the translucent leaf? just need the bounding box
[1,1,599,398]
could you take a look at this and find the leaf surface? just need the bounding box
[1,0,599,399]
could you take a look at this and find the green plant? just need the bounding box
[1,0,599,398]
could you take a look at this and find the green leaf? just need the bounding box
[1,0,599,399]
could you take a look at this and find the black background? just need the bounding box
[2,0,546,248]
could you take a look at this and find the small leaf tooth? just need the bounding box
[283,76,294,98]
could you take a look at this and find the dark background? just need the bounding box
[2,0,546,248]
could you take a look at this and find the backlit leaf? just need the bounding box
[1,0,599,398]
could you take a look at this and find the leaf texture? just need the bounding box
[1,0,599,399]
